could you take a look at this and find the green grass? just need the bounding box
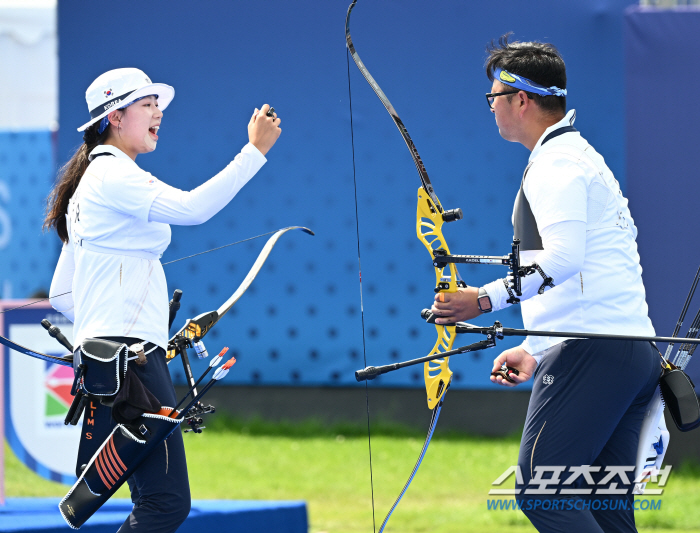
[4,417,700,532]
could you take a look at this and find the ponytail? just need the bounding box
[44,124,110,243]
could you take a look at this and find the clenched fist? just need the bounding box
[248,103,281,156]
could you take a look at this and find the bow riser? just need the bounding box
[166,311,219,359]
[416,187,460,407]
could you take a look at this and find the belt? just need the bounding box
[78,240,161,260]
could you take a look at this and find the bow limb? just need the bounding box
[377,395,445,532]
[346,1,464,409]
[165,225,313,415]
[346,2,467,531]
[0,334,72,366]
[346,1,458,219]
[216,226,314,318]
[167,226,314,347]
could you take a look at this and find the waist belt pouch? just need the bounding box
[659,368,700,432]
[75,339,129,397]
[59,408,182,529]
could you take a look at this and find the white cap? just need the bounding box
[77,68,175,132]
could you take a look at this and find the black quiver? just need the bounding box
[59,408,182,529]
[61,338,165,528]
[659,366,700,432]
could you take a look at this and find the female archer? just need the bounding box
[44,67,280,532]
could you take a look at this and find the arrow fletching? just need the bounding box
[210,347,229,367]
[212,356,237,380]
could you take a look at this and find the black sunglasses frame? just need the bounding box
[485,90,520,109]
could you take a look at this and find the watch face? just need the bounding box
[130,343,145,353]
[478,295,492,312]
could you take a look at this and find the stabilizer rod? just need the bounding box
[355,338,494,382]
[421,309,700,344]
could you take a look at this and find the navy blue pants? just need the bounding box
[79,337,191,532]
[515,339,660,533]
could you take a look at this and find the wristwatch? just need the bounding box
[129,343,148,365]
[477,287,492,313]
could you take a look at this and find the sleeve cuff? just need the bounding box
[242,142,267,166]
[482,278,512,312]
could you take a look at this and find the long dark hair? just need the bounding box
[44,124,110,243]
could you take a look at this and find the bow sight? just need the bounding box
[431,238,528,300]
[166,289,217,433]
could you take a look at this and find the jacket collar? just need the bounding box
[88,144,132,162]
[529,109,577,162]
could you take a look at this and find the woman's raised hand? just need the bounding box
[248,104,281,156]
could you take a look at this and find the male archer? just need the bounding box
[430,35,660,532]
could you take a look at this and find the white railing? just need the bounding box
[640,0,700,6]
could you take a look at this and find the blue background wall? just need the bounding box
[0,132,58,299]
[625,7,700,387]
[44,0,634,389]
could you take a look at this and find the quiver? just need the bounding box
[59,408,182,529]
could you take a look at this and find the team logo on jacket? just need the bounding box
[543,374,554,385]
[104,89,113,97]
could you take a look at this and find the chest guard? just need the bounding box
[512,163,543,252]
[513,124,632,252]
[513,125,577,251]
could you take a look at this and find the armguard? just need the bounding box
[59,408,182,529]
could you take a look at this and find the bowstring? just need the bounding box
[0,231,278,316]
[161,229,278,266]
[0,291,72,315]
[347,40,377,533]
